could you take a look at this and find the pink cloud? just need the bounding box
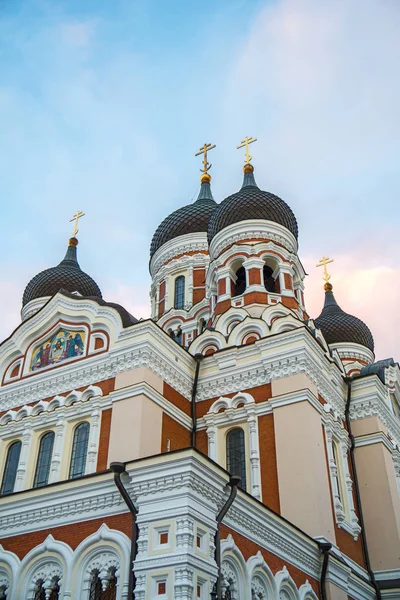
[304,255,400,360]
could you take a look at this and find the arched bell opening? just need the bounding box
[230,259,247,297]
[261,256,279,294]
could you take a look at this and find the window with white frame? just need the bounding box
[69,422,90,479]
[1,440,22,495]
[226,428,247,492]
[33,431,55,488]
[204,393,262,500]
[324,420,361,539]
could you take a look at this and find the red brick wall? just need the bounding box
[1,513,132,559]
[193,268,206,287]
[281,296,298,310]
[248,268,262,285]
[244,291,268,305]
[161,413,190,452]
[163,382,191,416]
[96,408,112,471]
[258,414,280,513]
[218,279,226,296]
[220,525,320,594]
[196,430,208,454]
[284,273,293,290]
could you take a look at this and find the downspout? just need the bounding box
[318,541,332,600]
[191,353,203,448]
[215,475,241,600]
[345,379,382,600]
[110,462,138,599]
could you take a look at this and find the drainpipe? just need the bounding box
[318,541,332,600]
[345,379,382,600]
[215,475,241,599]
[191,354,203,448]
[110,462,138,599]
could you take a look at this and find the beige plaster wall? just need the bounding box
[326,582,348,600]
[108,394,163,465]
[115,366,163,393]
[271,373,318,398]
[354,442,400,570]
[351,415,387,437]
[274,400,336,542]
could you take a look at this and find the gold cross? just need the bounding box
[69,211,85,237]
[316,256,334,283]
[195,143,216,174]
[237,136,257,164]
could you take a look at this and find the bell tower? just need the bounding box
[206,139,306,327]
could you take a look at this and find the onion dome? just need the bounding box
[208,164,298,243]
[314,283,374,352]
[150,173,217,258]
[23,237,102,307]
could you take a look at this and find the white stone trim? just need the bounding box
[354,431,394,452]
[350,377,400,449]
[209,220,298,260]
[323,416,361,540]
[204,392,262,499]
[71,524,131,600]
[330,342,374,367]
[150,232,209,277]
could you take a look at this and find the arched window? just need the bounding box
[1,440,22,495]
[234,267,246,296]
[263,265,275,293]
[33,431,55,488]
[89,568,117,600]
[174,276,185,309]
[34,579,46,600]
[226,428,247,491]
[331,441,343,503]
[69,422,90,479]
[33,577,60,600]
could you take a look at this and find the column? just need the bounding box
[247,412,262,500]
[86,406,101,474]
[14,425,33,491]
[49,416,66,483]
[242,257,265,293]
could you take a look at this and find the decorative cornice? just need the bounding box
[196,328,346,416]
[150,233,209,277]
[0,476,126,537]
[350,378,400,449]
[209,220,298,260]
[353,431,394,452]
[0,320,195,410]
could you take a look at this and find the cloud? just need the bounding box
[304,253,400,360]
[216,0,400,360]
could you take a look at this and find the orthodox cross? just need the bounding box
[70,211,85,237]
[237,136,257,164]
[316,256,334,283]
[195,143,216,174]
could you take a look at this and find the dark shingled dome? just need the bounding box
[23,238,102,307]
[208,168,298,243]
[314,288,374,352]
[150,179,217,258]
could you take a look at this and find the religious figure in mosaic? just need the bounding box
[31,329,86,371]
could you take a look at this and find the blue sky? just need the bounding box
[1,0,400,359]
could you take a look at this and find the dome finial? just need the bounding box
[316,256,334,290]
[195,142,216,183]
[69,210,85,240]
[237,136,257,171]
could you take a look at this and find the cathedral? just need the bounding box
[0,140,399,600]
